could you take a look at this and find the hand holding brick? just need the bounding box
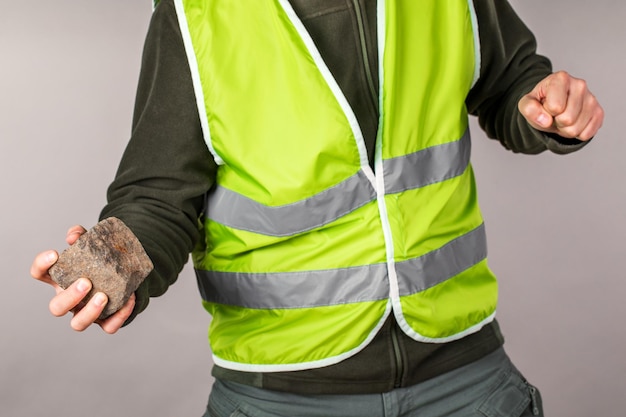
[49,217,153,319]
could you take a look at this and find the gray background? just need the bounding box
[1,1,623,416]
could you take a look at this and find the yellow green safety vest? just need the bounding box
[173,0,498,372]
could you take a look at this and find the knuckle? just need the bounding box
[30,264,42,279]
[553,70,570,82]
[588,95,604,115]
[519,100,536,116]
[571,78,588,93]
[518,105,532,119]
[545,101,565,116]
[102,323,119,335]
[555,113,576,127]
[596,106,605,122]
[70,314,91,332]
[31,253,54,279]
[49,301,65,317]
[71,321,87,332]
[558,126,582,139]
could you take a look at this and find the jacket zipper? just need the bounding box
[352,0,378,112]
[353,0,403,387]
[528,384,541,415]
[390,321,404,388]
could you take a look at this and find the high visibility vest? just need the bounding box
[173,0,497,372]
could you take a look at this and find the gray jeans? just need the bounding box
[203,348,543,417]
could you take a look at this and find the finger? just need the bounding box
[518,94,555,132]
[66,225,87,245]
[550,76,594,139]
[30,250,59,285]
[576,102,605,141]
[553,109,590,139]
[540,71,571,117]
[98,294,136,334]
[49,278,92,317]
[70,292,108,332]
[553,80,603,140]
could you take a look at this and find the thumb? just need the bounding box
[518,93,554,132]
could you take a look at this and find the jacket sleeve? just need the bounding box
[99,0,216,324]
[467,0,588,155]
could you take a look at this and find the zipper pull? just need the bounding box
[528,385,541,416]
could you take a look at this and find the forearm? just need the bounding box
[468,0,588,154]
[100,0,216,324]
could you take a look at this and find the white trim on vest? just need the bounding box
[277,0,376,186]
[375,0,403,334]
[173,0,224,166]
[212,301,393,373]
[468,0,482,88]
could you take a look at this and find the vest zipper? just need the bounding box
[352,0,378,112]
[390,321,404,388]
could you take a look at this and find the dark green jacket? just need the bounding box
[100,0,586,394]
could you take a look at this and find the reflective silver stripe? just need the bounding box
[207,170,377,237]
[383,129,471,195]
[196,263,389,309]
[196,224,486,309]
[207,131,470,236]
[395,223,487,296]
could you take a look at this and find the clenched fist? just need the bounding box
[518,71,604,141]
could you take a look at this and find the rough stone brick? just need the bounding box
[49,217,153,319]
